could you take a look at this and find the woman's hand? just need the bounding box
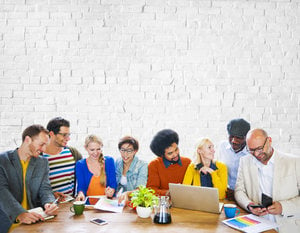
[118,191,132,205]
[76,191,85,201]
[199,166,214,174]
[105,186,115,198]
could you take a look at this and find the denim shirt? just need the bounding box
[115,156,148,192]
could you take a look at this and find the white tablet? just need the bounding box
[85,196,105,208]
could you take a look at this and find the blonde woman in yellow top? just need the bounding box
[183,138,228,199]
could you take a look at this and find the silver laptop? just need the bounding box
[169,183,224,214]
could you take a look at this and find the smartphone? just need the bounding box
[262,193,273,208]
[249,204,264,209]
[90,218,108,226]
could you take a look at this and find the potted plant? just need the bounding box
[130,185,159,218]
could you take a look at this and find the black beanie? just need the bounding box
[227,118,250,137]
[150,129,179,157]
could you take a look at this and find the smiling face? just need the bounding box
[164,143,180,162]
[119,143,136,165]
[50,126,70,148]
[85,141,102,161]
[28,132,49,158]
[246,129,273,165]
[198,141,215,162]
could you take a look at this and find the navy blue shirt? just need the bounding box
[195,162,217,187]
[162,156,182,168]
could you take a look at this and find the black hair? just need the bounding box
[46,117,70,134]
[150,129,179,157]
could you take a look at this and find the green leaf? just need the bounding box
[129,185,159,208]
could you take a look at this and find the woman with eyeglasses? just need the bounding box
[75,135,117,201]
[183,138,228,199]
[115,136,148,203]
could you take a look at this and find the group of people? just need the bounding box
[0,117,299,233]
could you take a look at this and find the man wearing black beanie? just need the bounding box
[218,118,251,200]
[146,129,191,196]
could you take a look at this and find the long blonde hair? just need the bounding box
[194,137,213,165]
[85,135,106,186]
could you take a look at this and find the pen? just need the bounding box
[53,197,59,205]
[116,187,123,199]
[117,187,124,206]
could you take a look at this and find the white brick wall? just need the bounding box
[0,0,300,162]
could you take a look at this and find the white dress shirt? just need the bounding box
[253,153,275,223]
[218,140,249,190]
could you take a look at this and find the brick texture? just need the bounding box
[0,0,300,161]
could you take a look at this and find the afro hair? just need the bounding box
[150,129,179,157]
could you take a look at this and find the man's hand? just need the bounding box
[16,212,43,224]
[44,203,58,216]
[247,202,268,216]
[54,192,67,202]
[267,201,282,215]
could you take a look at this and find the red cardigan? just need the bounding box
[146,156,191,196]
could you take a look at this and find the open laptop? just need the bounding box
[169,183,224,214]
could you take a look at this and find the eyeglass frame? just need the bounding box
[119,148,135,154]
[247,137,268,155]
[56,132,71,138]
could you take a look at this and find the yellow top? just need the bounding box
[9,159,30,232]
[182,161,228,199]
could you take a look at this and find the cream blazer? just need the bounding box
[234,150,300,233]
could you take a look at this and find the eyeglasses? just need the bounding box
[247,137,268,155]
[120,148,134,154]
[57,133,71,138]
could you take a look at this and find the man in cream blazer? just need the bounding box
[235,128,300,233]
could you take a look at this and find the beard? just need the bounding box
[255,151,271,164]
[231,141,246,153]
[165,154,180,164]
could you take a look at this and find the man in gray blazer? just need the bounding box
[235,128,300,232]
[0,124,58,231]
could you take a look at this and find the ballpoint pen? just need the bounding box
[53,197,59,205]
[116,187,124,199]
[117,187,124,206]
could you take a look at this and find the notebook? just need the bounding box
[169,183,224,214]
[28,207,55,220]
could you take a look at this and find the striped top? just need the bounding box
[43,147,76,195]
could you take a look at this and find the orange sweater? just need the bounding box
[146,156,191,196]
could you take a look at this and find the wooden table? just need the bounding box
[13,201,276,233]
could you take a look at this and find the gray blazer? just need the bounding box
[0,149,55,225]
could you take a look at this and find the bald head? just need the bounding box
[246,128,273,165]
[246,128,268,142]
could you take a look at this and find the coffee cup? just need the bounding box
[70,201,85,215]
[224,204,240,218]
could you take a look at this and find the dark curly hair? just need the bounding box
[150,129,179,157]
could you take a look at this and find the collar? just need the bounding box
[195,161,217,171]
[226,142,249,156]
[163,155,182,168]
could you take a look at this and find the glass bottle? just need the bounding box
[153,196,172,224]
